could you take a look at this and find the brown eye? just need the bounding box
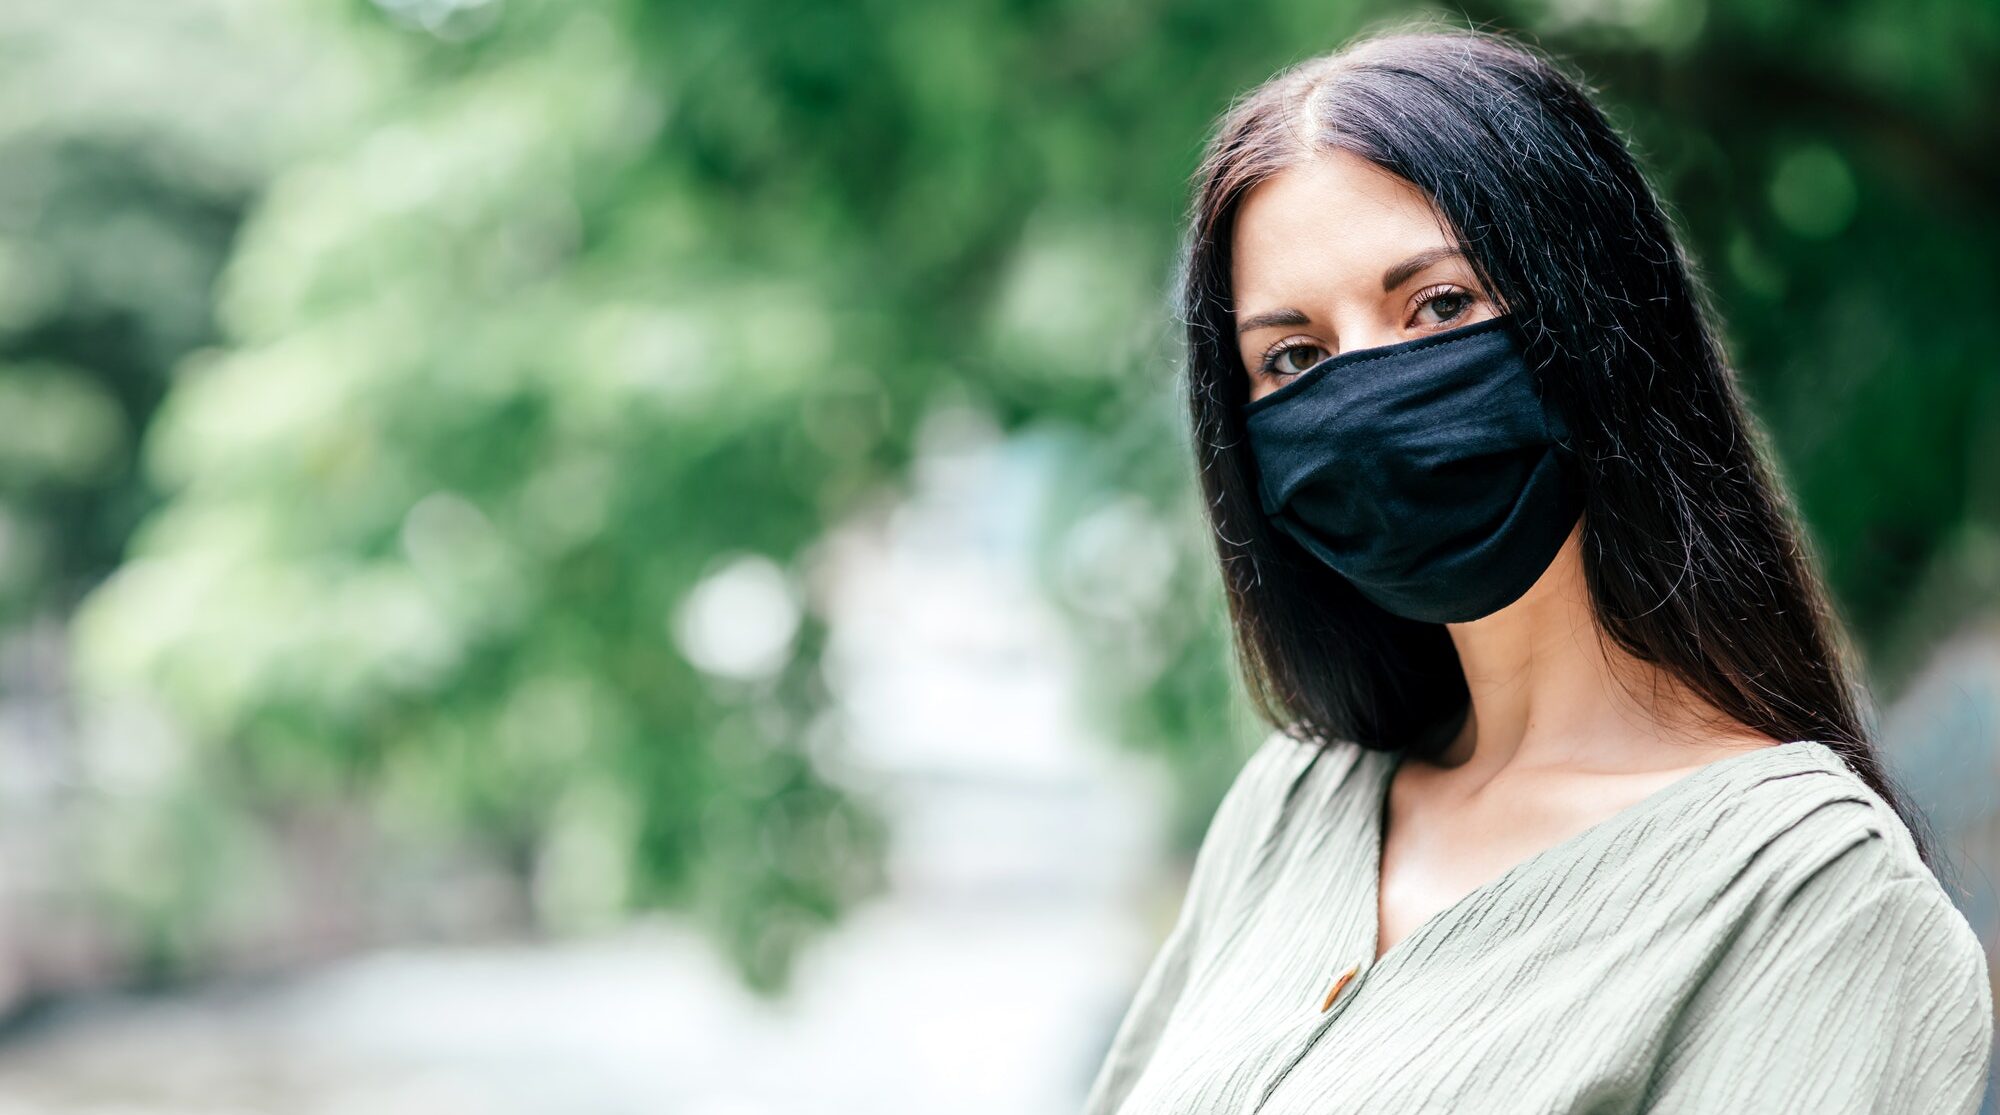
[1426,293,1472,322]
[1261,341,1330,378]
[1411,287,1478,327]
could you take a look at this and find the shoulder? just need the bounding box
[1649,743,1995,1110]
[1715,809,1993,1074]
[1199,728,1329,850]
[1704,740,1933,893]
[1714,743,1991,1023]
[1230,726,1342,799]
[1211,726,1368,833]
[1180,728,1366,913]
[1769,806,1987,977]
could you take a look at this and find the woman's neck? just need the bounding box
[1436,521,1745,777]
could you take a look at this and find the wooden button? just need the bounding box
[1319,963,1360,1011]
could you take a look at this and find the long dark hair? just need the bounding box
[1180,20,1945,873]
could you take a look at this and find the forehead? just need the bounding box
[1230,148,1452,303]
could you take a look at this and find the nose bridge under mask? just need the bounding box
[1238,314,1583,624]
[1247,320,1532,499]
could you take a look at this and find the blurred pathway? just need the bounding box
[0,409,1184,1113]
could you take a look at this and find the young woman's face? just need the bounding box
[1231,148,1501,405]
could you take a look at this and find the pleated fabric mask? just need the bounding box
[1240,313,1585,624]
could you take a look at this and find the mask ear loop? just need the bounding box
[1516,330,1576,457]
[1525,347,1588,537]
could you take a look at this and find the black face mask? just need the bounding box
[1240,313,1584,624]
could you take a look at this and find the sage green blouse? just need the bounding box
[1081,732,1994,1114]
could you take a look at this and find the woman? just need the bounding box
[1081,21,1993,1115]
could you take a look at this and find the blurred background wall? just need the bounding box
[0,0,1993,1110]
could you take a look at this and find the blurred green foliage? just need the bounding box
[8,0,1994,994]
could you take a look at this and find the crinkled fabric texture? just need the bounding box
[1081,734,1994,1115]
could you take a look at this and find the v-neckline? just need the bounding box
[1361,738,1820,971]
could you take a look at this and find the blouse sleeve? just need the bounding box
[1078,730,1309,1115]
[1640,818,1995,1115]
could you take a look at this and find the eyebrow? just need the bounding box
[1235,307,1311,335]
[1235,247,1467,335]
[1381,246,1464,292]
